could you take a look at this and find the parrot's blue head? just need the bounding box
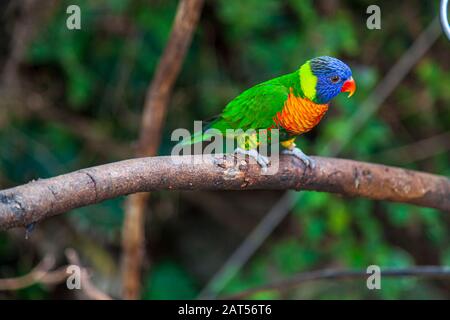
[300,56,356,104]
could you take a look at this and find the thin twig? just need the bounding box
[376,131,450,164]
[224,266,450,299]
[0,255,67,290]
[65,249,112,300]
[0,250,113,300]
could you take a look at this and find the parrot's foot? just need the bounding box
[234,148,270,171]
[282,147,315,169]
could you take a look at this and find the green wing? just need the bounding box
[180,81,290,146]
[211,83,289,132]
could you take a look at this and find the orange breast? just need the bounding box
[273,90,329,135]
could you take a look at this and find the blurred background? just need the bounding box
[0,0,449,299]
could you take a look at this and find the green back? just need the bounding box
[211,71,303,132]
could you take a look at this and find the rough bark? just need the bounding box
[0,154,448,230]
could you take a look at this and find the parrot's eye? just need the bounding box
[330,75,340,83]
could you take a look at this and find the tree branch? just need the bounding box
[0,154,449,230]
[122,0,204,299]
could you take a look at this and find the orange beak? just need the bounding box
[341,76,356,98]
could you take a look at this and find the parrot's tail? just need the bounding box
[178,130,214,146]
[178,117,225,146]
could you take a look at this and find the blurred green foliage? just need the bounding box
[0,0,448,299]
[143,261,197,300]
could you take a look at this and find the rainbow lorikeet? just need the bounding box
[186,56,355,169]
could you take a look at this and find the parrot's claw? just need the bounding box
[282,147,315,169]
[234,148,270,172]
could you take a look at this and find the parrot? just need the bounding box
[184,56,356,169]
